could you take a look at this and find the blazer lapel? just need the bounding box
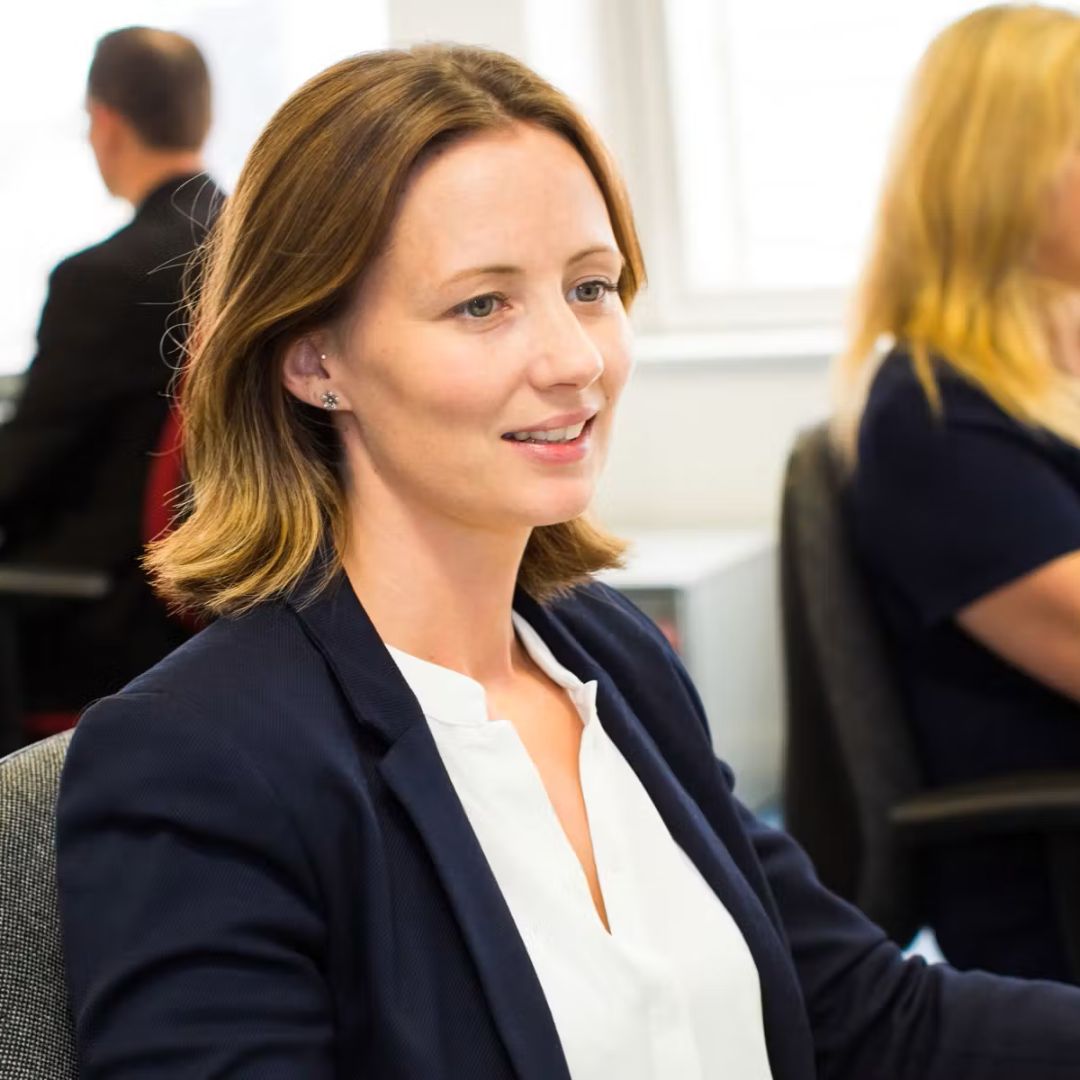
[379,728,572,1080]
[517,590,813,1080]
[589,671,810,1080]
[288,573,571,1080]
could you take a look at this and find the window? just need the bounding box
[612,0,990,334]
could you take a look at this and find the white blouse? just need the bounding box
[387,613,774,1080]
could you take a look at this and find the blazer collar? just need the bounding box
[289,571,811,1080]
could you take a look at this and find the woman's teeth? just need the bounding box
[507,420,588,443]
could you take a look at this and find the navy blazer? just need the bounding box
[57,574,1080,1078]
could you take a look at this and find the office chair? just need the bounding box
[780,421,1080,977]
[0,567,109,754]
[0,731,77,1077]
[0,403,189,753]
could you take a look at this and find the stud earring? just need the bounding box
[320,390,340,410]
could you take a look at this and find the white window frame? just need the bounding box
[596,0,849,341]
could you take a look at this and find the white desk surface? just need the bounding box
[598,527,775,590]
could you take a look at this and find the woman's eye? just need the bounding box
[573,279,617,303]
[455,294,502,319]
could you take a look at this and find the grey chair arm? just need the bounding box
[0,565,110,600]
[0,564,111,754]
[891,772,1080,844]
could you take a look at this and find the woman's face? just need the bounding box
[325,122,631,537]
[1034,145,1080,287]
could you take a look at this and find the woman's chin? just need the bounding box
[494,478,598,530]
[525,496,595,529]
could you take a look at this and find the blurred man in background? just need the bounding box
[0,27,223,741]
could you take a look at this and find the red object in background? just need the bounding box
[24,711,81,741]
[654,617,682,654]
[143,405,184,544]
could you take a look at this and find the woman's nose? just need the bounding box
[527,300,604,389]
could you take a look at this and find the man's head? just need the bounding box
[86,27,211,201]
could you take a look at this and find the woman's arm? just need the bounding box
[957,548,1080,703]
[56,690,336,1078]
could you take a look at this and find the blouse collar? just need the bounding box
[387,611,598,728]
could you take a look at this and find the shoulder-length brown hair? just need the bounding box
[146,44,646,617]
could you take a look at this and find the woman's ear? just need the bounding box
[281,337,351,411]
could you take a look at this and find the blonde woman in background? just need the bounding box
[836,3,1080,982]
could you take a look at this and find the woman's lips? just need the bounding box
[502,415,595,464]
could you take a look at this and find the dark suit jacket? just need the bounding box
[56,574,1080,1079]
[0,173,223,711]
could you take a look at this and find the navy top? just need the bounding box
[850,349,1080,787]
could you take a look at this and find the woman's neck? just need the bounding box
[342,499,531,686]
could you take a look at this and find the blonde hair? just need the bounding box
[833,3,1080,462]
[146,45,645,617]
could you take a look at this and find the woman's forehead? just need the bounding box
[382,124,618,278]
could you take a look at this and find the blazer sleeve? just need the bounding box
[740,802,1080,1080]
[0,254,164,524]
[56,690,336,1078]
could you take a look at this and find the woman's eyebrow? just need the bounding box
[568,244,624,266]
[440,246,624,288]
[440,264,524,288]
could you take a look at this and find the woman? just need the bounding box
[57,43,1080,1079]
[835,5,1080,981]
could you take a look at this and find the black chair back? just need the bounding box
[779,422,923,944]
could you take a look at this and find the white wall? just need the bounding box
[388,0,527,52]
[596,355,831,528]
